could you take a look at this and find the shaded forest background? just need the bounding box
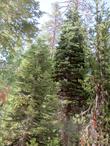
[0,0,109,146]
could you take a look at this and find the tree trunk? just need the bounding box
[59,102,79,146]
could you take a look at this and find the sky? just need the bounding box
[38,0,56,24]
[39,0,110,14]
[39,0,56,13]
[38,0,64,24]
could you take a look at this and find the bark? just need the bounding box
[59,102,80,146]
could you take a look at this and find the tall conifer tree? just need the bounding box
[80,1,110,145]
[54,1,86,145]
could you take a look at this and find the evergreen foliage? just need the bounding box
[0,0,41,51]
[54,8,86,105]
[0,0,109,146]
[0,40,59,146]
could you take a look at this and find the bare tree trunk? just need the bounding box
[59,102,80,146]
[59,102,70,146]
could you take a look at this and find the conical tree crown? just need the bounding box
[54,6,85,101]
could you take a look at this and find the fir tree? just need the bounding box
[54,3,86,146]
